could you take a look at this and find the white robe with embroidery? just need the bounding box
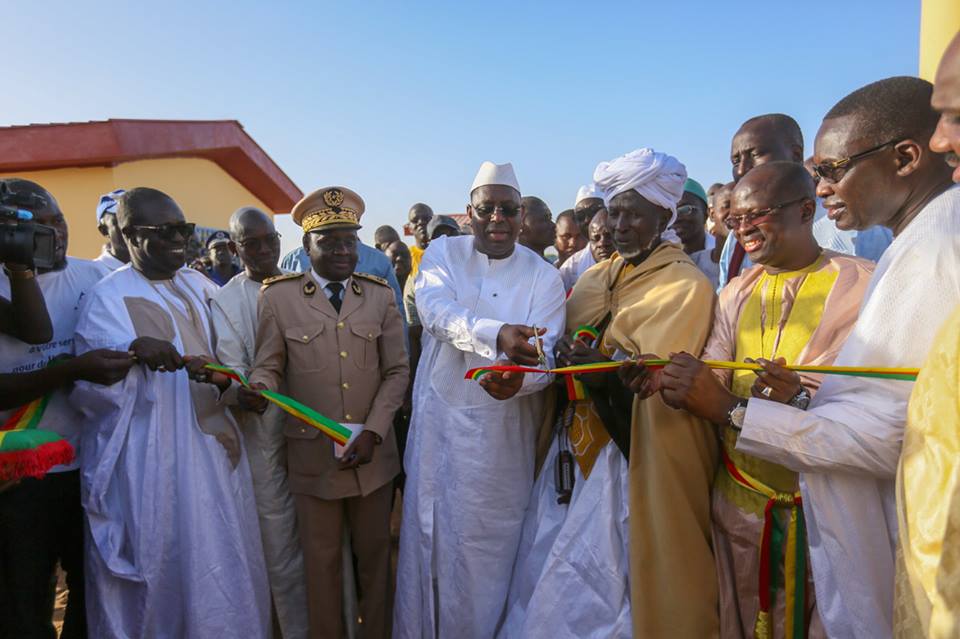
[72,266,269,639]
[394,236,566,639]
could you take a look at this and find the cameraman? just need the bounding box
[0,178,133,639]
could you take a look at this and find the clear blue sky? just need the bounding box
[5,0,919,247]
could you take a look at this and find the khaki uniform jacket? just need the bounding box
[250,271,408,500]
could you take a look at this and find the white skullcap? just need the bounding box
[96,189,126,223]
[470,161,520,194]
[575,183,603,206]
[592,148,687,244]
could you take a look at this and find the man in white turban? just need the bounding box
[394,161,566,639]
[502,148,719,637]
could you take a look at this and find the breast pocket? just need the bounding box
[350,323,381,370]
[284,324,327,372]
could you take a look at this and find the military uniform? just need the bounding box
[249,186,408,639]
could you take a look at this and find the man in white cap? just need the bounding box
[520,148,719,637]
[394,161,566,639]
[92,188,129,276]
[573,183,604,233]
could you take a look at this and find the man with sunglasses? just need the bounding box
[655,161,874,638]
[209,207,309,639]
[701,77,958,639]
[0,178,131,639]
[395,161,565,639]
[72,187,270,638]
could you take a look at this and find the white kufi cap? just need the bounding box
[575,183,603,206]
[470,161,520,194]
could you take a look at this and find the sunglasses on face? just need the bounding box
[472,203,521,219]
[723,197,809,230]
[675,204,704,219]
[812,138,902,184]
[128,222,196,241]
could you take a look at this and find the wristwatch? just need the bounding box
[727,399,749,431]
[789,387,811,410]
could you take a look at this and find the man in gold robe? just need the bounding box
[508,148,719,638]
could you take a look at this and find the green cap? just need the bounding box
[683,178,708,206]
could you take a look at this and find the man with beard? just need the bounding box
[0,178,130,639]
[554,209,586,266]
[502,149,718,638]
[896,32,960,637]
[656,162,874,638]
[245,187,408,639]
[518,196,557,260]
[394,161,565,639]
[92,189,130,275]
[667,77,958,639]
[557,209,614,293]
[210,207,309,639]
[72,187,269,638]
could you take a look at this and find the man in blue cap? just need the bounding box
[205,230,241,286]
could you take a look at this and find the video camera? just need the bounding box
[0,182,56,269]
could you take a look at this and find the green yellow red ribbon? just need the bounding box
[204,364,351,446]
[465,360,920,382]
[722,448,806,639]
[0,395,74,481]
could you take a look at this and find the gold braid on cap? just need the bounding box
[300,189,359,233]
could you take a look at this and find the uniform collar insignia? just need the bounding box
[351,279,362,296]
[303,279,317,296]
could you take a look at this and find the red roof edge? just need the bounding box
[0,119,303,212]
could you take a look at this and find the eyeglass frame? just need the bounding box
[811,138,904,184]
[236,232,282,252]
[723,196,811,231]
[124,222,197,241]
[471,203,522,220]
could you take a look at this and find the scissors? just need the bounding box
[533,324,546,367]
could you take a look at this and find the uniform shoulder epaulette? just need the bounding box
[352,272,389,287]
[261,272,304,287]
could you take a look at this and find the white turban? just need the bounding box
[592,148,687,243]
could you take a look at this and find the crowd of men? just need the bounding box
[1,33,960,639]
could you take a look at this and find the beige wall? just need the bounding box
[920,0,960,81]
[1,157,272,260]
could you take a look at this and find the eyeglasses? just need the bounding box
[675,204,704,219]
[237,232,281,252]
[812,139,902,184]
[472,203,521,219]
[128,222,196,241]
[723,197,809,230]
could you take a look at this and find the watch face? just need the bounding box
[730,406,747,428]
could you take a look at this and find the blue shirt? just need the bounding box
[280,242,405,316]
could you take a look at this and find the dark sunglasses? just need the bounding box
[472,203,521,219]
[127,222,196,241]
[812,139,902,184]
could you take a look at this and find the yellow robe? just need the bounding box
[896,304,960,638]
[567,242,719,637]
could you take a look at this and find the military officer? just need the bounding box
[242,186,408,639]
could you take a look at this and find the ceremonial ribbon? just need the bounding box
[203,364,352,446]
[0,395,74,481]
[465,360,919,382]
[722,449,807,639]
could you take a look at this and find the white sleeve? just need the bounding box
[415,249,505,359]
[735,378,906,478]
[513,269,567,397]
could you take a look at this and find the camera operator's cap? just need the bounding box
[96,189,126,223]
[292,187,364,233]
[206,230,231,248]
[427,215,460,238]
